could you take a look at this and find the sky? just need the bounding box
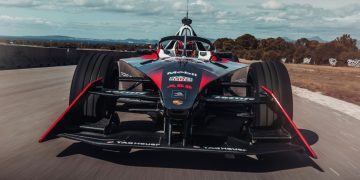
[0,0,360,41]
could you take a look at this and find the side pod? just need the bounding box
[38,78,103,143]
[261,86,318,159]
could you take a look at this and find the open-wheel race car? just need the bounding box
[39,16,317,159]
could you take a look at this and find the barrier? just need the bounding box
[0,44,140,70]
[302,57,311,64]
[347,59,360,68]
[329,58,337,67]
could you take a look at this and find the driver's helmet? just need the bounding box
[175,40,197,57]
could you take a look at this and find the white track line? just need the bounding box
[329,168,340,176]
[292,86,360,121]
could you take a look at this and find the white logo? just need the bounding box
[167,71,197,77]
[169,76,193,82]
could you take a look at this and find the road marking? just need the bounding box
[340,131,355,138]
[351,146,359,152]
[329,168,340,176]
[348,161,358,169]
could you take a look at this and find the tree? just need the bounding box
[235,34,258,50]
[335,34,357,51]
[261,50,281,61]
[213,38,235,52]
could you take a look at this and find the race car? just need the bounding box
[39,16,317,159]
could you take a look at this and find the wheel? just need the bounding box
[70,53,119,123]
[247,61,293,128]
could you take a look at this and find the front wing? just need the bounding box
[39,79,317,158]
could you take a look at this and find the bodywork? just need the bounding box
[39,17,317,159]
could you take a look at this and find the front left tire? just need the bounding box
[70,52,119,123]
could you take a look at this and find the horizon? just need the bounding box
[0,34,352,44]
[0,0,360,41]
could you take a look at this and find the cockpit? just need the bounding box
[158,36,214,60]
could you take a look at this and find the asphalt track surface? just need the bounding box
[0,66,360,180]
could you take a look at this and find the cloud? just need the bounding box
[0,0,214,16]
[261,0,284,10]
[255,16,285,22]
[0,15,52,25]
[0,0,360,40]
[191,0,214,13]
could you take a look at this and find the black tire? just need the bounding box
[70,53,119,123]
[247,61,292,128]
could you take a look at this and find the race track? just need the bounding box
[0,66,359,180]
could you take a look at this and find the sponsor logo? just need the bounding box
[115,141,160,147]
[167,84,177,88]
[105,90,146,95]
[172,90,186,99]
[169,76,193,82]
[203,146,247,152]
[173,91,185,97]
[172,99,184,105]
[167,84,193,90]
[167,71,197,77]
[120,72,132,77]
[213,96,255,101]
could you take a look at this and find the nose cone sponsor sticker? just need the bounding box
[167,71,197,77]
[169,76,193,82]
[172,90,186,99]
[172,99,184,105]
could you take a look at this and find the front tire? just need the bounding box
[247,61,293,128]
[70,53,119,123]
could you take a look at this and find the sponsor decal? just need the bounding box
[105,90,146,95]
[172,99,184,105]
[167,84,193,90]
[169,76,193,82]
[120,72,132,77]
[213,96,255,101]
[116,141,160,147]
[172,90,186,98]
[185,84,193,90]
[167,84,177,88]
[167,71,197,77]
[203,146,247,152]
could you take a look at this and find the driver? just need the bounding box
[175,40,198,57]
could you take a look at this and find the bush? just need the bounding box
[261,50,281,61]
[223,33,360,66]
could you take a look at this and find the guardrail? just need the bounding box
[0,44,140,70]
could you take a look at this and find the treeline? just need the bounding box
[214,34,360,66]
[0,39,149,51]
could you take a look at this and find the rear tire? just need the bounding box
[247,61,292,128]
[70,53,119,123]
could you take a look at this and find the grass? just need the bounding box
[239,59,360,106]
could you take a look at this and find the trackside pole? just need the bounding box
[261,86,318,159]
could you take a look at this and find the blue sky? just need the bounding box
[0,0,360,41]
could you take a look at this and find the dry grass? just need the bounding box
[286,64,360,105]
[239,59,360,105]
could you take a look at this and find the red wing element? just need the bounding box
[199,72,214,92]
[38,78,103,143]
[148,70,163,90]
[140,52,159,60]
[261,86,318,159]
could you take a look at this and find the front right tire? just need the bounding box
[247,60,293,128]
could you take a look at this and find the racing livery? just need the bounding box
[39,16,317,159]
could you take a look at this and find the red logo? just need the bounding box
[167,84,193,90]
